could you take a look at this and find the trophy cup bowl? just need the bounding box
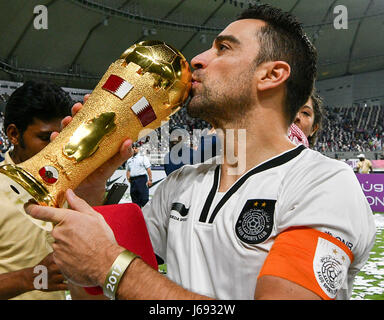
[0,40,191,231]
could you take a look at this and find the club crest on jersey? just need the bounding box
[313,237,350,299]
[235,199,276,244]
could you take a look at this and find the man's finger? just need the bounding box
[71,102,83,117]
[50,131,59,142]
[61,115,72,130]
[83,94,90,104]
[98,139,133,179]
[65,189,97,216]
[120,138,133,160]
[25,203,66,224]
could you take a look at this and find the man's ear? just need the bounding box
[256,61,291,92]
[6,124,21,146]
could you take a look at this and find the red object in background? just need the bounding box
[288,123,309,148]
[84,203,158,295]
[372,160,384,169]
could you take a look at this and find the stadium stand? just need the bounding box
[314,104,384,154]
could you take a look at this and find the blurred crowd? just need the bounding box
[0,110,10,159]
[313,105,384,153]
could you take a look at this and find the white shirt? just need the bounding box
[143,145,376,300]
[126,153,151,177]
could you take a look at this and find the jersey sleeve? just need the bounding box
[260,157,375,299]
[258,227,353,299]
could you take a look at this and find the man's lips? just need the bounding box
[191,72,201,84]
[191,77,201,87]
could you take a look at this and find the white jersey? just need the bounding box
[142,145,376,300]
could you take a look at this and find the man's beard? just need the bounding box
[187,79,253,128]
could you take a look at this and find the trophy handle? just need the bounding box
[0,164,54,231]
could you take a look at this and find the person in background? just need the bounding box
[163,126,194,176]
[126,142,152,207]
[164,125,222,176]
[288,92,323,148]
[0,80,71,299]
[355,154,373,174]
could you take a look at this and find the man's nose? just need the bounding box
[191,49,211,70]
[294,114,301,124]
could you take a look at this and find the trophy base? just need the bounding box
[0,164,55,231]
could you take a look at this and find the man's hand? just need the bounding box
[33,252,68,292]
[51,95,133,205]
[0,252,67,300]
[25,190,213,300]
[25,189,124,287]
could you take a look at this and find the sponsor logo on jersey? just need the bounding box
[235,199,276,244]
[171,202,189,217]
[313,237,350,299]
[170,202,190,222]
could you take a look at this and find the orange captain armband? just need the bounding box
[258,227,354,300]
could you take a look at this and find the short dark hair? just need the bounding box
[4,80,73,134]
[237,4,317,124]
[307,91,324,147]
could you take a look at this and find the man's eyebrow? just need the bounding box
[214,35,241,45]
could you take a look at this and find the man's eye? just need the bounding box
[39,135,51,142]
[218,44,228,51]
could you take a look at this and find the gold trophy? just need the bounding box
[0,40,191,231]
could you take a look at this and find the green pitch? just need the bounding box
[351,212,384,300]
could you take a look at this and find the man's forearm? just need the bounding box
[0,268,34,300]
[115,258,212,300]
[97,246,212,300]
[146,168,152,181]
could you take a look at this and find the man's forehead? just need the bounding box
[218,19,267,40]
[29,117,61,128]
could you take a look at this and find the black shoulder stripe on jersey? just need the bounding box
[207,145,306,224]
[199,165,221,222]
